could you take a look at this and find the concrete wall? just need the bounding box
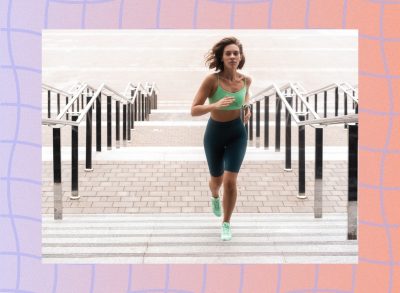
[43,30,357,100]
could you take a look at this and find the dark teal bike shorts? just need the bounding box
[203,117,247,177]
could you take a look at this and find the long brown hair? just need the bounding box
[205,36,245,71]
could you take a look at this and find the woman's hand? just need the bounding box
[213,96,235,110]
[243,105,251,124]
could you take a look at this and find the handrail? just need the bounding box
[55,83,89,120]
[101,84,130,104]
[248,83,320,125]
[286,82,320,120]
[338,82,358,103]
[42,118,79,127]
[245,82,358,239]
[302,83,337,96]
[302,82,358,104]
[125,82,144,102]
[42,83,71,97]
[248,82,359,127]
[297,113,358,126]
[146,82,159,96]
[44,81,158,128]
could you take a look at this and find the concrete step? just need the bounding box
[42,213,357,264]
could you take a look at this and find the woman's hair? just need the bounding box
[205,36,245,71]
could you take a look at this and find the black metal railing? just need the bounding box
[42,82,159,220]
[244,82,358,240]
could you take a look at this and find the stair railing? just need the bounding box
[42,82,157,220]
[245,82,358,240]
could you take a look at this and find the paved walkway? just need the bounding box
[42,159,347,215]
[42,213,357,264]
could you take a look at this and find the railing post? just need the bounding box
[66,96,69,120]
[85,95,93,171]
[324,91,327,118]
[314,126,323,218]
[131,90,135,130]
[144,92,149,121]
[127,100,131,142]
[149,93,152,114]
[123,104,127,146]
[48,90,51,118]
[134,96,137,122]
[141,93,145,121]
[300,96,303,112]
[314,94,318,113]
[295,94,298,112]
[70,114,80,200]
[264,96,269,149]
[256,100,260,147]
[297,114,306,199]
[285,96,292,171]
[77,94,80,112]
[249,104,253,142]
[53,127,62,220]
[275,94,281,152]
[306,96,309,120]
[107,95,112,149]
[137,91,141,121]
[348,123,358,240]
[344,92,348,129]
[116,101,120,148]
[57,93,60,115]
[147,95,150,120]
[96,93,102,152]
[335,87,339,116]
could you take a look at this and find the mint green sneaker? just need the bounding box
[211,196,221,217]
[221,222,232,241]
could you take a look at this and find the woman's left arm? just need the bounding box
[243,76,252,124]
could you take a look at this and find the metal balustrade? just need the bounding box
[42,82,159,220]
[244,82,358,240]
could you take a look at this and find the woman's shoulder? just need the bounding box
[240,73,252,86]
[202,73,219,87]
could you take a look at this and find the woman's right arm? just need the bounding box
[191,75,234,116]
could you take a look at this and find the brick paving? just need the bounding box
[42,160,347,214]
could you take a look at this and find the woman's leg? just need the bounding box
[222,171,239,223]
[222,119,247,223]
[209,175,223,198]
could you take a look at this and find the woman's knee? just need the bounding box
[223,177,237,193]
[210,175,223,187]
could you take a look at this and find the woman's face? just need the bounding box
[222,44,241,70]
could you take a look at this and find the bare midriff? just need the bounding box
[210,109,241,122]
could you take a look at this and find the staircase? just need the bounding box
[42,95,357,263]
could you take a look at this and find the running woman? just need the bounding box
[191,37,251,241]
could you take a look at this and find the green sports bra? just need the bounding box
[209,74,246,111]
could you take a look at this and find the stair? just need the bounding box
[42,213,357,264]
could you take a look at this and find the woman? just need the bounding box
[191,37,251,241]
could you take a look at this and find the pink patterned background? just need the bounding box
[0,0,399,292]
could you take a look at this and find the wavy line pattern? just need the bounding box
[0,0,399,292]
